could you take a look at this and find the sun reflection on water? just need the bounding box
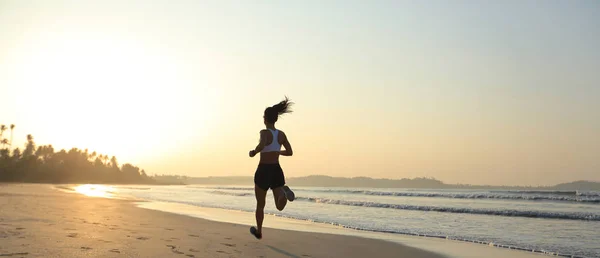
[74,184,115,198]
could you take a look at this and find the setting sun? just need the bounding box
[7,33,220,164]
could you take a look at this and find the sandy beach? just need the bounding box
[0,184,446,258]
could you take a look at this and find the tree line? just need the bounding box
[0,124,154,184]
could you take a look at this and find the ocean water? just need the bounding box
[109,185,600,258]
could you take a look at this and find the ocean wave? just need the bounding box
[297,197,600,221]
[489,190,577,195]
[190,186,600,203]
[578,191,600,197]
[314,189,600,203]
[209,190,253,197]
[491,190,600,197]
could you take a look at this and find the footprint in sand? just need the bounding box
[136,237,150,240]
[166,245,183,254]
[15,227,25,230]
[188,234,199,238]
[109,249,121,253]
[67,233,78,238]
[186,255,195,258]
[165,228,174,231]
[221,243,236,247]
[0,252,29,256]
[216,250,229,254]
[188,249,199,253]
[81,247,92,250]
[224,237,232,240]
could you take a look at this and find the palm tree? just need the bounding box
[0,125,6,148]
[12,148,21,159]
[9,124,14,149]
[110,156,118,168]
[23,134,35,157]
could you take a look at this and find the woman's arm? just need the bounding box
[249,130,269,157]
[279,131,293,156]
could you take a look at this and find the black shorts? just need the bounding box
[254,163,285,191]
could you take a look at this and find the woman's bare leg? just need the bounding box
[272,187,287,211]
[254,185,267,234]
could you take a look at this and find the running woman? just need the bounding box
[249,97,296,239]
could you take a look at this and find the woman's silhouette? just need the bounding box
[249,97,295,239]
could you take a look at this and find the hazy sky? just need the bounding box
[1,1,599,185]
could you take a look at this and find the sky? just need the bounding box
[0,0,599,186]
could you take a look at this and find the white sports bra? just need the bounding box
[261,129,281,153]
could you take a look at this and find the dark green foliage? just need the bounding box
[0,131,154,184]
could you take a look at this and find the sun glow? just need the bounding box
[10,35,218,164]
[74,184,115,198]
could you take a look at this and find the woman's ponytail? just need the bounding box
[264,96,294,123]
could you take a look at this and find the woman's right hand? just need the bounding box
[249,150,256,157]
